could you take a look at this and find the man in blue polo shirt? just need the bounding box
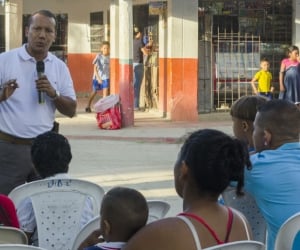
[245,99,300,250]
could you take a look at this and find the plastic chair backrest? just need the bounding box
[147,200,170,224]
[0,226,28,244]
[71,215,100,250]
[274,211,300,250]
[0,244,46,249]
[203,240,265,250]
[9,179,105,250]
[222,188,267,243]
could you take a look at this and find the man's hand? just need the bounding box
[0,79,19,101]
[35,75,57,98]
[35,75,77,117]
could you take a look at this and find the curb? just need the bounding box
[66,134,184,144]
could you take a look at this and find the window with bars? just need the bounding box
[198,0,292,91]
[197,0,293,110]
[52,14,68,62]
[90,11,104,53]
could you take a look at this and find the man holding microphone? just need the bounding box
[0,9,76,194]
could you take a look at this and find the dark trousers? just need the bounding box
[0,140,40,195]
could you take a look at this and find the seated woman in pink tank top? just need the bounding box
[123,129,253,250]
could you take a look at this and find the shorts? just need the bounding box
[258,92,272,100]
[92,78,110,91]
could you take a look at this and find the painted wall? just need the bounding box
[110,0,199,121]
[110,0,120,95]
[118,0,134,126]
[164,0,198,121]
[5,0,199,121]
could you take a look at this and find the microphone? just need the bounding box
[36,61,45,104]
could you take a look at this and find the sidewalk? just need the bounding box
[57,96,233,143]
[57,97,233,217]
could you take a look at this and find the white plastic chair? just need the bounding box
[0,244,46,249]
[147,200,170,224]
[71,215,100,250]
[222,188,267,243]
[203,240,265,250]
[274,211,300,250]
[9,179,105,250]
[0,226,28,244]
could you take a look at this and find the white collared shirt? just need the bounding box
[0,44,76,138]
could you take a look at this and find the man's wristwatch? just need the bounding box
[51,90,60,100]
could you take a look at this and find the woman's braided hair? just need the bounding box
[178,129,251,196]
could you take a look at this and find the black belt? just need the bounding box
[259,92,271,95]
[0,131,34,145]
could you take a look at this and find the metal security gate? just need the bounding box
[198,40,212,113]
[198,0,292,112]
[212,32,260,110]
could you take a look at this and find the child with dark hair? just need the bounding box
[30,131,71,178]
[17,131,93,245]
[123,129,253,250]
[0,194,20,228]
[79,187,148,250]
[86,41,110,113]
[230,95,268,152]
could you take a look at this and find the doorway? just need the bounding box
[133,4,159,110]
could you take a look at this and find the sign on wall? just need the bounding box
[149,1,167,15]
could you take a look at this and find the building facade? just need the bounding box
[198,0,297,112]
[0,0,299,121]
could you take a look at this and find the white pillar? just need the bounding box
[110,0,119,62]
[293,0,300,47]
[164,0,199,121]
[118,0,134,126]
[167,0,198,59]
[5,0,22,50]
[119,0,132,63]
[158,11,168,114]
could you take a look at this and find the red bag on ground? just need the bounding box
[96,104,121,130]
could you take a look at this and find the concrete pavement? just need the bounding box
[56,97,233,216]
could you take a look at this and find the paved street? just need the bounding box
[56,99,233,216]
